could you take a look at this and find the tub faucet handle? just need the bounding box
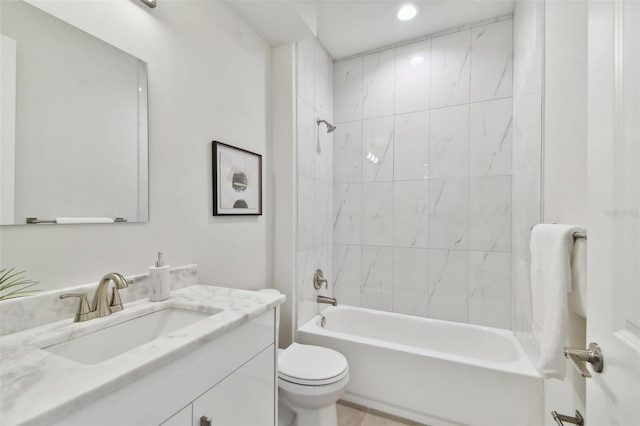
[314,269,328,290]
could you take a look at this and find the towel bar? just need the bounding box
[26,217,127,224]
[529,225,587,240]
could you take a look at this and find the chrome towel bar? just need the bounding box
[529,225,587,240]
[26,217,127,224]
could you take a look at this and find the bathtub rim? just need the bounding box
[296,304,541,379]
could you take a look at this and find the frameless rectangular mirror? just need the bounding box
[0,0,149,225]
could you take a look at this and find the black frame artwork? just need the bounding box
[212,141,262,216]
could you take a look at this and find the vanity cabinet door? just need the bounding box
[192,344,275,426]
[161,404,192,426]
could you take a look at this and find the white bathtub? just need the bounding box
[296,305,543,426]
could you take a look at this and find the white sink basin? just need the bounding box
[42,307,217,365]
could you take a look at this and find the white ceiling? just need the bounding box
[226,0,516,60]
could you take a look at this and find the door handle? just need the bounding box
[551,410,584,426]
[563,342,604,378]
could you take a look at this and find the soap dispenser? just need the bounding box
[148,252,170,301]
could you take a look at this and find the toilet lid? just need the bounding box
[278,343,348,386]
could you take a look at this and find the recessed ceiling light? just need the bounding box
[397,4,419,21]
[410,56,425,65]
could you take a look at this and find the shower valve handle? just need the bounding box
[314,269,328,290]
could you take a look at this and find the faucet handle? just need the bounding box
[110,287,124,312]
[314,269,328,290]
[60,293,92,322]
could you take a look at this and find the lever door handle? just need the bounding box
[552,410,584,426]
[563,342,603,378]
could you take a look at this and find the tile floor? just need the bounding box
[337,400,426,426]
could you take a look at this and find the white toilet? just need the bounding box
[278,343,349,426]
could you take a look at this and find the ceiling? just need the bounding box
[226,0,516,60]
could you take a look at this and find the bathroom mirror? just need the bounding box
[0,0,149,225]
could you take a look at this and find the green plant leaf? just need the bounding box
[0,268,40,301]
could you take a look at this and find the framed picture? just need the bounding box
[212,141,262,216]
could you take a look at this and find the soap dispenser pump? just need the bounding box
[148,252,170,301]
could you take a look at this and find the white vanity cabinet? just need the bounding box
[52,309,276,426]
[191,345,274,426]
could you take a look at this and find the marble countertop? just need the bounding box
[0,285,285,426]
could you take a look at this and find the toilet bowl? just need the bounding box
[278,343,349,426]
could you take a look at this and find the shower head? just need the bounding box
[316,118,336,133]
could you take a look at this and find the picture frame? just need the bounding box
[212,141,262,216]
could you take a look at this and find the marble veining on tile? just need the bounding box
[297,248,316,327]
[429,105,469,179]
[428,178,468,250]
[470,19,513,103]
[362,116,395,182]
[334,183,362,245]
[430,30,472,108]
[428,249,468,322]
[395,40,431,115]
[469,98,513,177]
[468,176,512,252]
[334,244,362,307]
[394,111,430,181]
[298,174,316,250]
[333,120,363,184]
[393,247,429,317]
[468,251,512,329]
[334,57,363,123]
[362,50,395,119]
[362,182,394,246]
[394,180,429,248]
[361,246,393,311]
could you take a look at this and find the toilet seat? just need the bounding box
[278,343,349,386]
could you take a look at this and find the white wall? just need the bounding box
[0,35,17,226]
[542,0,588,423]
[0,0,273,292]
[271,43,297,347]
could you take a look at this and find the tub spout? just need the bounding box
[317,295,337,306]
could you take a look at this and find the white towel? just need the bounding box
[530,223,586,379]
[55,217,114,224]
[568,236,587,317]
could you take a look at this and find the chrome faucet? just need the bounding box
[60,273,132,322]
[317,295,337,306]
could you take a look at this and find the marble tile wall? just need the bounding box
[332,18,514,329]
[296,39,334,328]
